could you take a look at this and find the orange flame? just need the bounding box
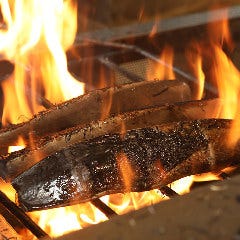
[1,2,239,238]
[0,0,84,127]
[30,203,108,237]
[169,176,194,194]
[8,136,25,153]
[207,7,234,50]
[212,46,240,146]
[186,41,205,100]
[105,190,164,215]
[147,44,175,81]
[149,16,160,38]
[117,153,135,192]
[0,0,84,237]
[206,9,240,147]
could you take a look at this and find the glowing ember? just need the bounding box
[7,136,25,153]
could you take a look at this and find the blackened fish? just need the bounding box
[12,119,240,211]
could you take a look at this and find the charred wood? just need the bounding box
[11,119,240,211]
[0,98,221,181]
[0,80,191,147]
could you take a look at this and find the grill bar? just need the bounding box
[0,190,49,239]
[91,199,118,219]
[56,174,240,240]
[160,186,179,198]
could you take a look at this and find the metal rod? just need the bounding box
[218,171,231,180]
[91,198,118,219]
[75,6,240,43]
[159,186,179,198]
[0,190,49,239]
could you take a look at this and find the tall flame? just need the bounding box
[0,0,84,237]
[185,8,240,147]
[117,153,135,192]
[206,9,240,147]
[147,44,175,81]
[0,0,84,125]
[185,41,205,100]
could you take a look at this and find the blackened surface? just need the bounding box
[13,120,216,211]
[124,122,207,189]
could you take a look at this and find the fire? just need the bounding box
[104,190,164,215]
[185,41,205,100]
[8,136,25,153]
[147,44,175,81]
[0,0,84,237]
[0,1,239,239]
[210,44,240,146]
[30,203,108,237]
[206,10,240,147]
[117,153,135,192]
[0,0,84,125]
[169,176,194,195]
[185,8,240,146]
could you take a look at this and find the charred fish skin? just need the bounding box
[12,119,236,211]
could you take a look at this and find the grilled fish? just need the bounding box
[12,119,239,211]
